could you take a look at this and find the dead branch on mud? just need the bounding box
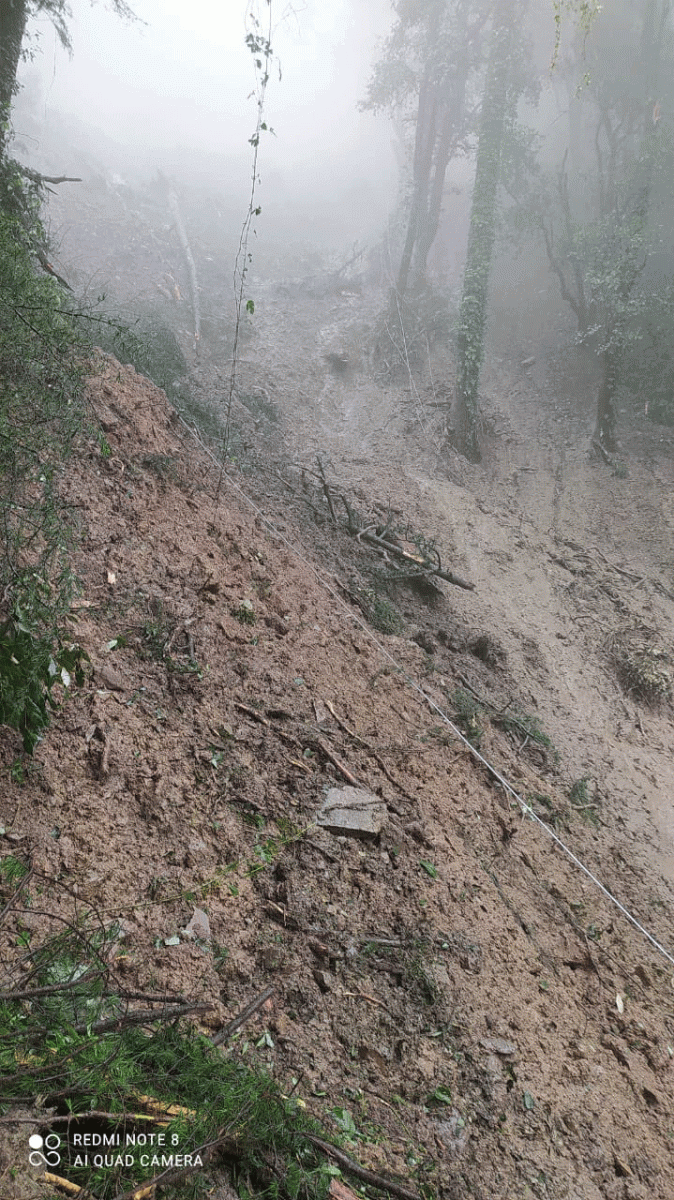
[211,984,275,1046]
[354,525,474,590]
[304,1134,421,1200]
[292,460,475,591]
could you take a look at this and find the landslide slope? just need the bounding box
[1,349,673,1200]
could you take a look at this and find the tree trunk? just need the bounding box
[454,2,512,463]
[593,0,665,450]
[411,86,460,288]
[395,67,438,300]
[393,4,442,303]
[412,6,471,290]
[594,349,617,451]
[0,0,27,152]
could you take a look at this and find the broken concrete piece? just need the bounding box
[183,907,211,942]
[317,787,387,839]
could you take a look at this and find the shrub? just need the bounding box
[0,157,86,748]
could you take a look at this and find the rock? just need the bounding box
[313,969,333,993]
[96,663,127,691]
[480,1036,518,1057]
[435,1109,469,1156]
[183,907,211,942]
[96,403,120,431]
[317,787,387,839]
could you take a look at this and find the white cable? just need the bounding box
[179,418,674,970]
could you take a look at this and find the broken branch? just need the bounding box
[211,984,274,1046]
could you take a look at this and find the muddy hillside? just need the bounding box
[2,132,674,1200]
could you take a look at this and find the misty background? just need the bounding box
[15,0,398,252]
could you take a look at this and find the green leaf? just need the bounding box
[332,1107,358,1138]
[246,299,255,314]
[419,860,438,879]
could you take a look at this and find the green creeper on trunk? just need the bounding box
[454,0,517,462]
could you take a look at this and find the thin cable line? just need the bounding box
[179,416,674,969]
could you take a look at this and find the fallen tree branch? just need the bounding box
[313,737,360,785]
[305,1134,421,1200]
[591,545,642,583]
[72,1001,214,1036]
[355,527,475,590]
[211,984,275,1046]
[22,168,82,187]
[111,1132,231,1200]
[0,866,34,930]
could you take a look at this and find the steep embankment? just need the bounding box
[1,347,673,1199]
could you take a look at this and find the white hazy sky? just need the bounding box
[21,0,394,184]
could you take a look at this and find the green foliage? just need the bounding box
[233,599,256,625]
[0,620,86,751]
[567,776,599,825]
[0,157,88,749]
[620,277,674,424]
[551,1,602,68]
[450,687,483,747]
[493,705,556,756]
[510,1,674,443]
[85,300,191,406]
[0,883,346,1200]
[369,593,404,635]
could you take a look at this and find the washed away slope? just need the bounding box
[1,356,673,1199]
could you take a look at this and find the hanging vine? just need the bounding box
[218,0,276,487]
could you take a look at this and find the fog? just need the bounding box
[12,0,674,442]
[17,0,397,245]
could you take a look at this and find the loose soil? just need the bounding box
[2,145,674,1200]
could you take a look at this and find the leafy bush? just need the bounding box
[85,299,191,406]
[0,157,86,748]
[0,868,366,1200]
[621,278,674,424]
[0,620,86,751]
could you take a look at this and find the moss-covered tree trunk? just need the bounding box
[0,0,27,152]
[454,1,512,463]
[593,0,664,451]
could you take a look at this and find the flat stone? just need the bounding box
[183,907,211,942]
[96,403,120,431]
[480,1036,518,1058]
[96,663,126,691]
[316,787,387,839]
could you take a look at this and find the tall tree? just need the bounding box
[514,0,673,451]
[361,0,488,299]
[454,0,527,461]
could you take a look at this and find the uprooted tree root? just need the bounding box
[604,625,672,705]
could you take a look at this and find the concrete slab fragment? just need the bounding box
[317,787,387,839]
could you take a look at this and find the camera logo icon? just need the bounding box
[28,1133,61,1167]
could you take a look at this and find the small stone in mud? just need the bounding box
[317,787,387,839]
[184,907,211,941]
